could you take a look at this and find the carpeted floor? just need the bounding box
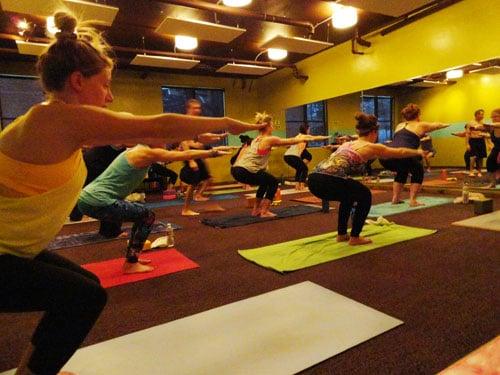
[0,190,497,374]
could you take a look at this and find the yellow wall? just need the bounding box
[256,0,500,129]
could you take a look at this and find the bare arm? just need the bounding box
[130,148,227,168]
[16,103,263,158]
[419,121,449,133]
[368,143,425,159]
[265,135,329,147]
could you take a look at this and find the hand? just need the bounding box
[188,160,199,171]
[466,145,471,152]
[198,132,229,144]
[226,118,267,135]
[419,150,430,160]
[211,150,232,157]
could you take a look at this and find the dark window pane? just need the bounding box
[377,97,392,122]
[0,76,45,130]
[361,97,375,115]
[286,121,304,138]
[285,105,305,122]
[306,101,324,121]
[161,86,226,145]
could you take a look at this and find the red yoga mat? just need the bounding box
[82,248,199,288]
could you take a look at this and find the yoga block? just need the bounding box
[474,199,493,215]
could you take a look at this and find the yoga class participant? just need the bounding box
[0,11,263,375]
[465,109,488,177]
[284,123,314,191]
[69,145,125,221]
[180,99,226,216]
[379,103,448,206]
[78,144,229,274]
[308,113,429,246]
[232,112,329,217]
[484,108,500,186]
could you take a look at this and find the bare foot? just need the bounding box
[138,258,152,264]
[337,234,350,242]
[194,195,209,202]
[409,200,425,207]
[118,231,128,239]
[123,262,154,274]
[260,210,277,218]
[391,200,404,205]
[349,236,373,246]
[251,208,261,216]
[477,172,482,177]
[181,209,200,216]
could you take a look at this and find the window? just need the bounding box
[285,101,327,147]
[0,75,45,130]
[361,95,393,144]
[161,86,226,145]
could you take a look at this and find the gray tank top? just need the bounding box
[233,137,271,173]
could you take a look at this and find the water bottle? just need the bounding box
[462,183,469,204]
[166,223,175,247]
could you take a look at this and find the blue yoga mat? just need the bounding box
[201,205,321,229]
[145,194,237,209]
[48,221,181,251]
[368,196,454,217]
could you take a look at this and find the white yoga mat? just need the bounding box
[1,282,402,375]
[452,210,500,232]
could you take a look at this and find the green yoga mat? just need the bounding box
[238,224,436,272]
[368,196,454,217]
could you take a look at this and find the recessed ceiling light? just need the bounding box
[331,3,358,29]
[222,0,252,7]
[267,48,287,61]
[175,35,198,51]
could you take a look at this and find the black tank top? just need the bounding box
[390,124,421,149]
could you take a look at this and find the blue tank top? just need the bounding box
[390,124,421,149]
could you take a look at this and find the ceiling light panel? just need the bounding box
[130,54,200,70]
[261,35,333,55]
[217,63,276,76]
[156,17,246,44]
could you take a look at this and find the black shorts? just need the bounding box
[180,159,210,186]
[469,138,487,158]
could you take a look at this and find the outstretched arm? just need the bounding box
[129,147,230,168]
[26,103,264,155]
[420,122,449,133]
[265,135,329,148]
[370,143,426,160]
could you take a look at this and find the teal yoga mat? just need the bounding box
[238,223,436,272]
[368,196,454,217]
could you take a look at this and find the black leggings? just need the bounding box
[308,173,372,237]
[284,155,308,183]
[379,157,424,184]
[231,166,278,200]
[0,251,107,375]
[149,163,178,189]
[79,200,155,263]
[486,147,499,173]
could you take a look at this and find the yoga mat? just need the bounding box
[368,196,454,217]
[438,336,500,375]
[207,183,242,190]
[201,205,321,228]
[208,187,257,195]
[291,190,387,205]
[82,248,199,288]
[452,210,500,232]
[0,282,403,375]
[145,193,237,209]
[238,224,436,272]
[244,188,309,198]
[47,222,181,251]
[64,216,97,225]
[423,179,459,187]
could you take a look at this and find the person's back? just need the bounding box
[313,141,366,178]
[234,136,271,173]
